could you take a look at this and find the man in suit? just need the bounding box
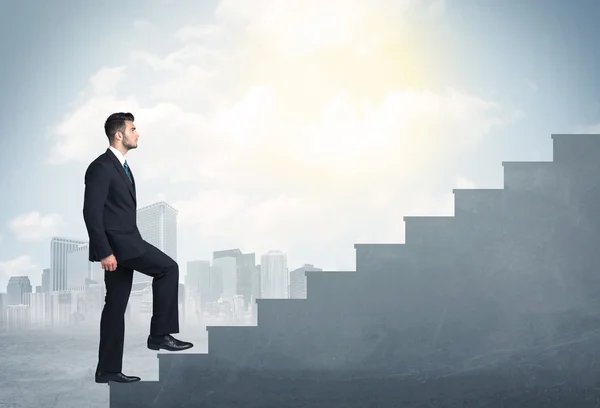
[83,112,193,384]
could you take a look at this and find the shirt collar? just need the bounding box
[108,145,127,166]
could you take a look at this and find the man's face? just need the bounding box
[120,120,139,150]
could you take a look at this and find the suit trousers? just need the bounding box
[96,241,180,373]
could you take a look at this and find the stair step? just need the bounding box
[256,298,311,328]
[502,161,555,191]
[207,326,261,359]
[355,243,461,279]
[305,271,358,301]
[453,188,504,217]
[355,243,423,274]
[354,243,406,270]
[403,215,457,246]
[109,381,160,406]
[552,133,600,164]
[158,353,212,381]
[502,189,572,222]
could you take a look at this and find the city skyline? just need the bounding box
[0,198,309,295]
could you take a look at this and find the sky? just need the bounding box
[1,0,600,289]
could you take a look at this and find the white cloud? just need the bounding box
[10,212,64,242]
[174,24,225,41]
[49,95,140,165]
[49,0,517,270]
[89,66,127,95]
[0,255,38,290]
[455,177,476,189]
[215,0,444,56]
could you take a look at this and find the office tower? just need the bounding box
[213,249,255,307]
[66,244,93,290]
[135,201,178,283]
[51,237,88,292]
[210,264,223,301]
[185,260,212,307]
[41,268,50,293]
[252,264,261,302]
[260,250,288,299]
[213,256,237,298]
[290,264,323,299]
[6,276,32,305]
[24,292,46,327]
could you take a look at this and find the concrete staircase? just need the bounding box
[109,134,600,407]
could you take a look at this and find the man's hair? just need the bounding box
[104,112,135,141]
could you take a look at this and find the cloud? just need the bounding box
[455,177,477,189]
[49,0,518,269]
[0,255,38,290]
[10,212,64,242]
[89,66,127,95]
[174,24,226,41]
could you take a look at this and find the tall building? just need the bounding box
[260,250,288,299]
[135,201,179,283]
[50,237,88,292]
[213,249,255,307]
[66,244,93,290]
[290,264,323,299]
[185,260,212,306]
[6,276,32,305]
[213,256,237,298]
[41,268,50,293]
[252,264,261,302]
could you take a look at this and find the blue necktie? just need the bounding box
[123,160,133,183]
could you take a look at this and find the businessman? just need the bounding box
[83,112,193,384]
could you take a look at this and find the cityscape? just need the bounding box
[0,200,323,332]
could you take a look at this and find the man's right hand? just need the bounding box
[101,254,118,271]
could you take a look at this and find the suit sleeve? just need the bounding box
[83,162,113,260]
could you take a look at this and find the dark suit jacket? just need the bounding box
[83,148,146,262]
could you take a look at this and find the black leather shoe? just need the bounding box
[95,371,141,383]
[147,334,194,351]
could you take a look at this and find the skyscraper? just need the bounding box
[6,276,32,305]
[260,250,288,299]
[41,268,50,293]
[213,256,237,298]
[213,249,256,306]
[135,201,178,284]
[185,260,212,305]
[66,244,93,290]
[50,237,88,292]
[289,264,323,299]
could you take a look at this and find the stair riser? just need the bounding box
[404,218,457,246]
[552,135,600,164]
[306,273,358,301]
[503,163,555,191]
[453,190,504,217]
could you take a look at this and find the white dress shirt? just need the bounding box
[108,145,127,167]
